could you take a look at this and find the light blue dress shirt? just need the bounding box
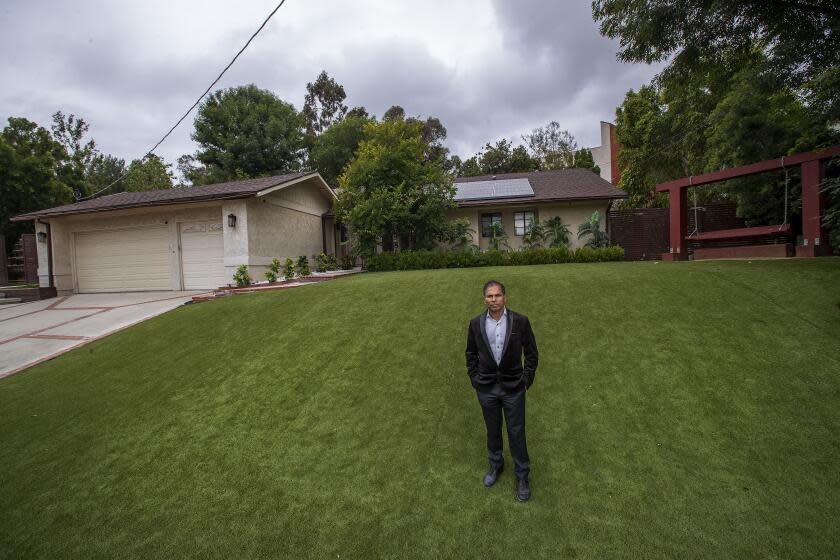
[485,307,508,365]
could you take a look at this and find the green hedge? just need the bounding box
[363,246,625,272]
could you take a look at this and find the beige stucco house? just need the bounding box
[12,172,339,294]
[450,168,627,250]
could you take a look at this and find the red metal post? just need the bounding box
[662,186,688,260]
[797,159,828,257]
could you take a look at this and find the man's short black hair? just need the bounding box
[483,280,506,295]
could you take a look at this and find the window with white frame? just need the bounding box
[514,211,535,236]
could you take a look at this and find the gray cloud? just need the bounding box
[0,0,662,179]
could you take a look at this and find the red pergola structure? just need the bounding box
[656,145,840,260]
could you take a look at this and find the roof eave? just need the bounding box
[256,172,336,200]
[10,193,251,222]
[455,193,627,208]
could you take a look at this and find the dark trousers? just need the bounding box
[476,383,530,479]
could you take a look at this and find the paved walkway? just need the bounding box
[0,291,203,379]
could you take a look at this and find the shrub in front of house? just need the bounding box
[297,255,311,277]
[265,258,281,283]
[233,264,252,287]
[315,252,339,272]
[341,254,356,270]
[283,258,295,281]
[363,245,623,272]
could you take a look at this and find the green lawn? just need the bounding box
[2,259,840,559]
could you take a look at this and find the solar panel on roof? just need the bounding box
[454,178,535,201]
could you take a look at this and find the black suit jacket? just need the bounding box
[465,309,538,392]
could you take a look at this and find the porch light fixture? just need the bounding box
[37,232,48,243]
[228,214,237,228]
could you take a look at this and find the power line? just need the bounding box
[77,0,287,201]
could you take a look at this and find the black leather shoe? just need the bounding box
[516,477,531,501]
[483,465,503,487]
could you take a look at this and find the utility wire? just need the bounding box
[77,0,287,201]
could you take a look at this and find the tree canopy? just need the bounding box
[301,70,348,138]
[457,139,538,177]
[189,84,304,185]
[51,111,97,199]
[121,155,174,192]
[592,0,840,89]
[335,119,455,255]
[0,117,73,252]
[309,115,372,189]
[614,47,830,225]
[597,1,840,243]
[522,121,601,174]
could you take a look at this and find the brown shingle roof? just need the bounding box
[12,172,318,221]
[454,168,626,207]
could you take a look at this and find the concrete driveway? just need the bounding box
[0,291,204,378]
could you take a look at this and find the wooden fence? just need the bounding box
[609,203,746,260]
[3,234,40,285]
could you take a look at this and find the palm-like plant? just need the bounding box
[544,216,571,247]
[447,218,477,251]
[577,210,609,248]
[487,221,509,251]
[522,222,547,249]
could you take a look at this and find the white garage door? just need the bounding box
[180,222,225,290]
[75,226,172,292]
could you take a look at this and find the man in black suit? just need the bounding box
[465,280,538,502]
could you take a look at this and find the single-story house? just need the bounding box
[11,172,339,294]
[450,168,627,250]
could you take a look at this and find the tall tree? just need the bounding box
[454,156,482,177]
[301,71,348,138]
[121,155,174,192]
[592,0,840,87]
[382,105,406,122]
[86,153,126,194]
[459,139,538,176]
[0,117,72,252]
[378,105,453,165]
[309,115,372,188]
[596,0,840,246]
[574,148,601,174]
[51,111,97,198]
[346,106,370,119]
[335,119,455,255]
[522,121,601,173]
[615,50,820,222]
[614,85,672,208]
[522,121,578,169]
[189,84,305,185]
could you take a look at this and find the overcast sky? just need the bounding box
[0,0,662,175]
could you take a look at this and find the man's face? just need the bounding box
[484,284,506,314]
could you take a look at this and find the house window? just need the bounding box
[514,211,535,236]
[480,213,502,237]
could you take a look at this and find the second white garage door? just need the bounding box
[179,222,226,290]
[75,226,172,292]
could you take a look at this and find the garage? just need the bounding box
[179,221,225,290]
[12,171,338,295]
[74,226,172,292]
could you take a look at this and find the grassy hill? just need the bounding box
[2,259,840,559]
